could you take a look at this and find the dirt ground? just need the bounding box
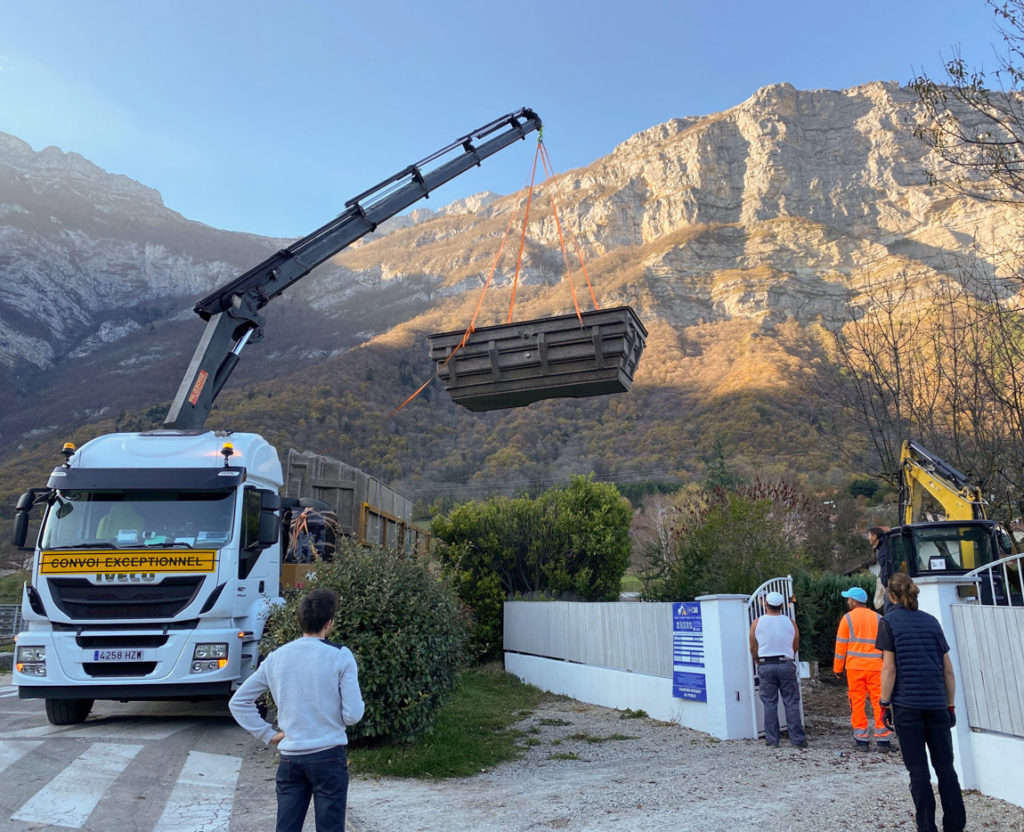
[345,678,1024,832]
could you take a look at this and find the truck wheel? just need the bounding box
[45,698,94,725]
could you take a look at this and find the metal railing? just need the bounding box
[963,552,1024,606]
[0,604,22,638]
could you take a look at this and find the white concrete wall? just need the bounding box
[504,596,759,740]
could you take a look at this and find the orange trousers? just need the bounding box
[846,667,892,742]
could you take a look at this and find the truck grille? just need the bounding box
[76,635,169,649]
[83,662,158,677]
[48,577,204,620]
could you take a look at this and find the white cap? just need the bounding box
[765,591,785,607]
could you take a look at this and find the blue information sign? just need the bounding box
[672,602,707,701]
[673,670,708,701]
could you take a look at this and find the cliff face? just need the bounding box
[0,81,1018,457]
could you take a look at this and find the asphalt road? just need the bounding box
[0,673,308,832]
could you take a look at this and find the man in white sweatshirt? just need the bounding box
[230,588,364,832]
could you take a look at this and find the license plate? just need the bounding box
[88,649,148,662]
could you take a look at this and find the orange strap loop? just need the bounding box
[389,138,601,419]
[507,141,542,323]
[538,145,582,323]
[387,209,521,419]
[539,142,599,312]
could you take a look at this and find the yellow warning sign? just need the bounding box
[40,549,218,575]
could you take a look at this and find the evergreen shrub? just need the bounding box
[260,539,466,743]
[432,475,632,661]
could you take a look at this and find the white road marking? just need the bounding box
[0,740,43,774]
[0,686,18,698]
[3,719,200,741]
[11,741,143,828]
[152,750,242,832]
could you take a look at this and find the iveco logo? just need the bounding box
[96,573,157,583]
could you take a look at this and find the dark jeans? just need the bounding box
[893,705,966,832]
[758,660,805,745]
[276,745,349,832]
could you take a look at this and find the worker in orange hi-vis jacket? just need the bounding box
[834,586,892,752]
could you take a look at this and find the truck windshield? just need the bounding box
[40,490,235,549]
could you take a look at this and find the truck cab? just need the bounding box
[12,430,283,724]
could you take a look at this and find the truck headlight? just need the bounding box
[16,645,47,676]
[191,643,228,673]
[17,645,46,662]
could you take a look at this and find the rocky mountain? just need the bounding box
[0,81,1018,498]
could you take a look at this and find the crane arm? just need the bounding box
[899,439,986,524]
[165,108,542,429]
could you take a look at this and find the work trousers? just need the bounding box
[276,745,349,832]
[846,667,891,742]
[758,660,805,746]
[893,705,966,832]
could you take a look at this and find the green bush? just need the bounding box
[792,571,878,665]
[649,488,811,600]
[260,540,466,743]
[848,476,880,499]
[432,475,632,660]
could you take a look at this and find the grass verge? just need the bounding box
[0,571,28,603]
[350,664,543,779]
[620,573,642,593]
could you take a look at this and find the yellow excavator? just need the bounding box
[899,440,987,526]
[886,440,1009,579]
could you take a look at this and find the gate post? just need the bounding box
[695,594,758,739]
[914,575,977,789]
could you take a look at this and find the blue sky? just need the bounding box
[0,1,1005,239]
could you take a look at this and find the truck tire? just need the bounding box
[45,698,94,725]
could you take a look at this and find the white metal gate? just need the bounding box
[745,575,804,739]
[954,552,1024,736]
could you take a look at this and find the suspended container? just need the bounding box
[428,305,647,412]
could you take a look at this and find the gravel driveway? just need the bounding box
[347,680,1024,832]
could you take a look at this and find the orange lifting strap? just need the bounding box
[390,136,598,418]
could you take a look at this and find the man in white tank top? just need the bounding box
[748,591,807,748]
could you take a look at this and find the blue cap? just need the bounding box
[841,586,868,603]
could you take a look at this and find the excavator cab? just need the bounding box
[885,519,1003,577]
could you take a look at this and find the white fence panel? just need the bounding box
[504,601,673,677]
[952,604,1024,737]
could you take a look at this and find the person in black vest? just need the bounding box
[876,573,966,832]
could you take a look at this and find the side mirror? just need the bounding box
[12,489,48,548]
[257,512,281,547]
[12,510,29,547]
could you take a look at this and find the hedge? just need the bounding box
[260,540,466,743]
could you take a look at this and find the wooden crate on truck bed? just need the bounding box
[428,305,647,412]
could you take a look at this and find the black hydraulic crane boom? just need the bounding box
[165,107,542,429]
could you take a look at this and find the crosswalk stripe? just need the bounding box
[4,718,200,741]
[152,750,242,832]
[11,741,143,828]
[0,740,44,775]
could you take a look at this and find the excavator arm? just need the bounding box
[899,439,986,525]
[165,108,542,429]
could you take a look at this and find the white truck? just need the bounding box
[12,430,283,724]
[10,109,542,724]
